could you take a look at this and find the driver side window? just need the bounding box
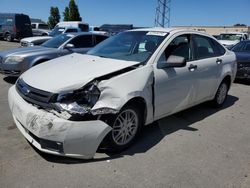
[159,34,191,63]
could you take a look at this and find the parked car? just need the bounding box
[218,32,248,49]
[231,40,250,80]
[0,13,33,41]
[20,36,52,47]
[55,21,89,32]
[89,26,109,36]
[8,28,236,159]
[0,32,108,76]
[31,22,50,36]
[20,26,84,47]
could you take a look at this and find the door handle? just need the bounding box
[188,64,197,71]
[216,58,222,65]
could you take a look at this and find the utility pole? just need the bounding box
[155,0,171,28]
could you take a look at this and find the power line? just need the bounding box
[155,0,171,28]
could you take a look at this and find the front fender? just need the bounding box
[92,65,154,125]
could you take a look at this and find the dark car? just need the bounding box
[0,32,108,76]
[0,13,33,41]
[231,40,250,80]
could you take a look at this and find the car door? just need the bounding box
[191,34,224,102]
[154,34,197,119]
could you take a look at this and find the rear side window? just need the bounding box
[38,24,49,30]
[95,35,108,45]
[193,35,217,59]
[70,35,94,48]
[65,28,78,33]
[211,39,226,56]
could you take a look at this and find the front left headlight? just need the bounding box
[4,56,24,64]
[54,83,100,115]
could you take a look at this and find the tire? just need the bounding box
[211,81,229,108]
[5,34,13,42]
[101,105,143,152]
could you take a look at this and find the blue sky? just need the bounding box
[1,0,250,27]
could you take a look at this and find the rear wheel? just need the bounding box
[102,105,143,152]
[211,81,229,108]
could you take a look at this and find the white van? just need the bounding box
[55,21,89,32]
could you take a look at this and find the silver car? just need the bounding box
[0,32,108,76]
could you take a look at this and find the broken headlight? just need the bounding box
[55,83,100,115]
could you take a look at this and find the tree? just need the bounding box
[63,7,70,21]
[63,0,82,21]
[47,7,60,29]
[234,23,247,27]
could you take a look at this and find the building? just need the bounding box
[174,25,250,36]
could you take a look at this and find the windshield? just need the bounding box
[49,27,65,37]
[41,34,72,48]
[87,31,168,63]
[231,41,250,52]
[219,34,242,41]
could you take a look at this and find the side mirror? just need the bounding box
[158,55,187,69]
[64,43,75,49]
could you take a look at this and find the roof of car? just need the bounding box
[63,32,109,37]
[131,27,177,32]
[129,27,214,37]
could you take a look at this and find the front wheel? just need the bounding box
[5,34,13,42]
[102,105,143,152]
[211,81,229,108]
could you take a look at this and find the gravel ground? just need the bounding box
[0,41,250,188]
[0,40,19,51]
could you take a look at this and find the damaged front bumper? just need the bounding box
[8,86,112,159]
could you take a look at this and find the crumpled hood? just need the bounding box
[21,53,140,93]
[218,40,239,46]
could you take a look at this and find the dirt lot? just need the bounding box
[0,40,250,188]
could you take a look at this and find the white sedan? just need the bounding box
[8,28,237,159]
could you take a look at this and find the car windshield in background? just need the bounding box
[41,34,71,48]
[231,41,250,52]
[219,34,242,41]
[87,31,168,63]
[49,27,65,37]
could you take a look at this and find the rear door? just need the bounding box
[191,34,225,102]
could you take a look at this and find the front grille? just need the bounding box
[20,41,28,47]
[18,119,64,153]
[16,78,56,109]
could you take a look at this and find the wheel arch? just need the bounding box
[122,96,148,126]
[221,75,232,89]
[30,58,50,67]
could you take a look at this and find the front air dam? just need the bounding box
[8,86,112,159]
